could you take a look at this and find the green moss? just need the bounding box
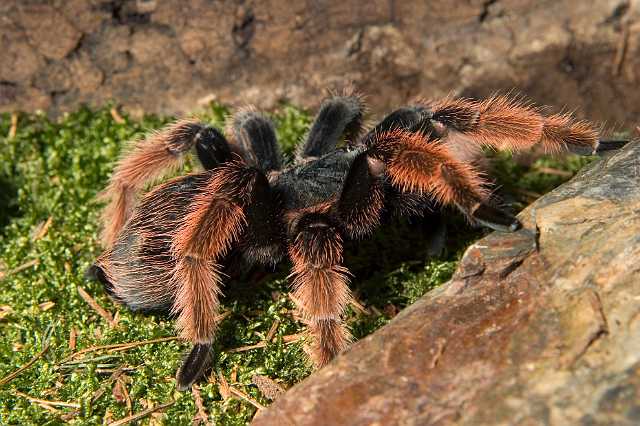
[0,104,594,424]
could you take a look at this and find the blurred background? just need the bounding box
[1,0,639,127]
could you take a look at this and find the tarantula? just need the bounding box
[88,90,624,390]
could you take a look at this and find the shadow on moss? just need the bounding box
[0,174,19,235]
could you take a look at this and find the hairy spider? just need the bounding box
[87,90,625,390]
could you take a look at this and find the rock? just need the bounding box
[14,3,81,60]
[252,142,640,425]
[0,1,639,125]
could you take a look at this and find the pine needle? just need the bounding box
[0,344,50,386]
[107,400,174,426]
[59,336,179,364]
[77,286,117,327]
[13,390,80,408]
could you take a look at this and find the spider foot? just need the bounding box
[176,343,212,391]
[471,202,521,232]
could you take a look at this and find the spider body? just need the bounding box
[89,91,624,390]
[273,148,359,210]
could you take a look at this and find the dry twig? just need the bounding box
[113,376,133,415]
[0,259,40,281]
[13,390,80,409]
[8,112,18,139]
[77,286,117,327]
[110,107,126,124]
[38,301,55,311]
[107,400,175,426]
[265,319,280,342]
[229,387,266,410]
[217,372,231,400]
[68,327,77,350]
[226,333,304,353]
[90,367,126,405]
[191,385,212,425]
[350,298,370,315]
[535,166,572,178]
[0,344,50,386]
[33,217,53,241]
[59,336,179,364]
[0,305,13,320]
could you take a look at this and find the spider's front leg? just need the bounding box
[288,209,353,366]
[287,153,386,366]
[369,130,521,232]
[170,162,272,390]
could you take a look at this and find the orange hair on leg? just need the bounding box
[373,129,490,209]
[372,129,520,231]
[171,162,255,344]
[288,214,352,367]
[426,95,601,154]
[427,95,543,151]
[100,119,202,247]
[540,114,599,154]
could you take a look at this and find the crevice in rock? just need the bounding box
[346,29,364,57]
[479,0,498,23]
[65,33,86,61]
[499,258,524,279]
[99,0,152,25]
[602,1,630,26]
[232,7,256,58]
[0,82,18,104]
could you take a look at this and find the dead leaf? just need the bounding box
[217,372,231,400]
[38,301,55,311]
[112,379,127,404]
[252,374,286,401]
[0,305,14,319]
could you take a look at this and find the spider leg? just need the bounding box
[171,161,263,390]
[425,95,602,154]
[335,152,386,239]
[228,110,282,172]
[370,129,520,232]
[288,210,352,366]
[361,106,433,144]
[297,91,365,159]
[101,120,232,247]
[242,174,286,265]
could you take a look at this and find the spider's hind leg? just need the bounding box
[298,93,366,159]
[101,120,233,247]
[85,263,125,305]
[177,343,212,392]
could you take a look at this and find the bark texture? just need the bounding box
[1,0,640,126]
[253,141,640,425]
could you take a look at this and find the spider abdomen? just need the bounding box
[95,172,214,312]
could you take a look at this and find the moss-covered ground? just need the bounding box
[0,105,593,425]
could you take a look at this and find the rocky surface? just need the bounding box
[1,0,640,125]
[252,142,640,425]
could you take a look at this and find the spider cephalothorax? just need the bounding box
[88,90,625,390]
